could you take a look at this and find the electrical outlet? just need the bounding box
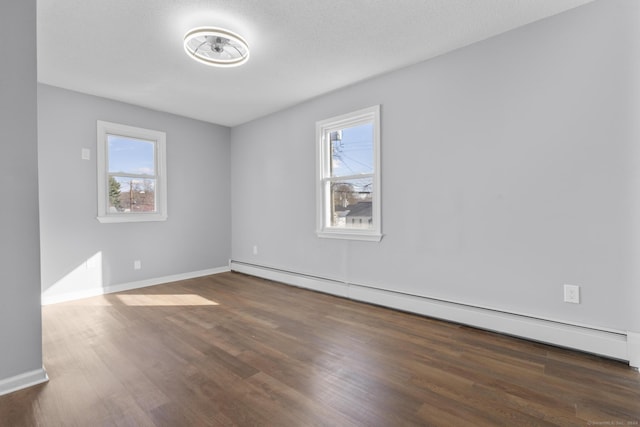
[253,245,258,255]
[563,284,580,304]
[134,260,141,270]
[81,148,90,160]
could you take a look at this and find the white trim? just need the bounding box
[96,120,168,223]
[317,230,383,242]
[230,261,632,364]
[97,213,168,224]
[0,367,48,397]
[233,262,349,298]
[316,105,382,241]
[41,266,230,305]
[628,331,640,369]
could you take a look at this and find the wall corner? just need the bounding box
[628,331,640,368]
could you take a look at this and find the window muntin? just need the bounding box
[97,121,167,223]
[316,105,381,241]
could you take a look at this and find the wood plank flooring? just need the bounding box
[1,272,638,426]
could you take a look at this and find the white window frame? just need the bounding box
[316,105,382,242]
[96,120,167,223]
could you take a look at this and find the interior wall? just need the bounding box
[38,84,231,302]
[0,0,43,382]
[231,0,640,333]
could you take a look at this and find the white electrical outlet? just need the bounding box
[81,148,90,160]
[563,284,580,304]
[253,245,258,255]
[134,260,142,270]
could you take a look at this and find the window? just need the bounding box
[316,105,381,241]
[96,121,167,223]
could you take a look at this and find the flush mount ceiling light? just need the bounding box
[183,27,250,67]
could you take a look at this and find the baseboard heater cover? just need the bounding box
[230,260,634,366]
[0,367,49,397]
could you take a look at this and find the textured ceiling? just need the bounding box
[37,0,594,127]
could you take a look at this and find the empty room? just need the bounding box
[1,0,639,425]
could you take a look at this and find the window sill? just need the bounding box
[317,230,383,242]
[97,213,167,223]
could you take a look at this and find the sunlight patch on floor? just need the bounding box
[115,294,219,306]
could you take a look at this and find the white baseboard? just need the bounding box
[0,367,49,397]
[232,262,350,298]
[41,266,230,305]
[230,261,632,365]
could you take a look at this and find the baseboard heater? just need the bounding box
[230,260,636,367]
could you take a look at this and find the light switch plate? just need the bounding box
[563,284,580,304]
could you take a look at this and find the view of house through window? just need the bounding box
[316,105,381,241]
[108,135,156,213]
[329,124,374,229]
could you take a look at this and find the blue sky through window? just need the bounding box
[331,123,373,177]
[108,135,155,175]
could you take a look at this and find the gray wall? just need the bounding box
[38,84,231,300]
[0,0,43,380]
[232,0,640,333]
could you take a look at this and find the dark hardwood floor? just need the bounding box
[1,272,638,426]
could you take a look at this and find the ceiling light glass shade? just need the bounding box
[183,27,250,67]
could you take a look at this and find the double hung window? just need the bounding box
[316,105,381,241]
[96,121,167,223]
